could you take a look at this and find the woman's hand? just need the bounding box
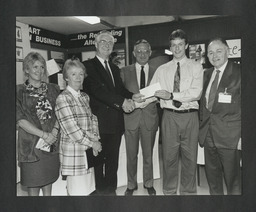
[92,140,102,153]
[93,149,99,156]
[42,132,57,145]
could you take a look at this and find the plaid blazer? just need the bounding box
[55,88,99,176]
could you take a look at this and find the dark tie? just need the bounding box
[104,60,114,85]
[173,62,182,108]
[207,70,220,111]
[140,66,145,89]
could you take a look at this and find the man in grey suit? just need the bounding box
[199,38,241,195]
[120,39,159,196]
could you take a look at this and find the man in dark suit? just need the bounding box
[120,40,159,196]
[82,30,142,195]
[199,38,241,195]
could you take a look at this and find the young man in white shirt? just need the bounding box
[152,29,204,195]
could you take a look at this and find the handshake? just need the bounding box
[122,93,144,113]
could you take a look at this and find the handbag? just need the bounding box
[85,148,104,168]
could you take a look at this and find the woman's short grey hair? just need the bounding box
[62,58,86,81]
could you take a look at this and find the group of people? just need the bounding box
[16,28,241,196]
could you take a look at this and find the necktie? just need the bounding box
[173,62,180,92]
[173,62,182,108]
[104,60,114,85]
[140,66,145,89]
[207,70,220,111]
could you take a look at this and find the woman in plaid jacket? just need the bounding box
[55,58,102,196]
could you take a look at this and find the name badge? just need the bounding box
[218,88,232,103]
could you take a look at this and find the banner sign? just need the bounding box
[68,28,125,48]
[29,25,67,48]
[227,39,241,58]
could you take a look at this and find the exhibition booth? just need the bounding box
[16,16,241,195]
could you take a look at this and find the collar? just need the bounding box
[96,55,109,64]
[172,56,188,66]
[214,60,228,73]
[67,85,81,98]
[135,62,149,70]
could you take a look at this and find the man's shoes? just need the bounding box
[144,186,156,196]
[104,187,117,196]
[104,190,117,196]
[124,186,138,196]
[89,190,99,196]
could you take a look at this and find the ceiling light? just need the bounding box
[75,16,100,25]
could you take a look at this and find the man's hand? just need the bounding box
[154,90,172,100]
[132,93,145,103]
[135,97,158,109]
[122,99,135,113]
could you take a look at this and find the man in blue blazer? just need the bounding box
[199,38,241,195]
[120,39,159,195]
[83,31,142,195]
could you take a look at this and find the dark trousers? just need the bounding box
[94,133,122,193]
[204,131,241,195]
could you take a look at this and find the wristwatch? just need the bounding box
[170,92,173,100]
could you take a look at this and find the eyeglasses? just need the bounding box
[98,39,114,46]
[135,49,151,55]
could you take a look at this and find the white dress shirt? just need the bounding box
[150,56,204,110]
[67,85,81,98]
[96,55,115,85]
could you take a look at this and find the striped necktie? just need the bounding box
[207,70,220,111]
[173,62,180,92]
[173,62,182,108]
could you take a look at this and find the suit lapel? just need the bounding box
[130,64,140,91]
[212,61,233,110]
[216,61,233,94]
[202,68,214,107]
[94,57,115,89]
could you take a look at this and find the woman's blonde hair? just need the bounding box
[23,52,48,82]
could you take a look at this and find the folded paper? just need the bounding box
[139,82,161,99]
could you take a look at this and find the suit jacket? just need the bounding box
[82,57,133,134]
[199,61,241,149]
[120,64,159,131]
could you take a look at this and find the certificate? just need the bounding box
[139,82,161,99]
[46,59,61,76]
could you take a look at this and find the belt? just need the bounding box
[164,108,198,113]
